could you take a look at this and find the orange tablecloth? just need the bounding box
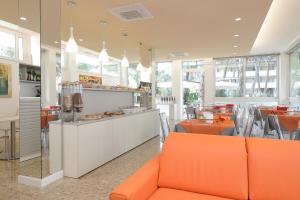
[176,119,235,135]
[277,114,300,132]
[214,113,233,120]
[260,108,287,116]
[41,108,60,129]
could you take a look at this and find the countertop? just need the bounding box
[50,108,159,126]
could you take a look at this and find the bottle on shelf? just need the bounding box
[32,70,36,81]
[27,70,31,81]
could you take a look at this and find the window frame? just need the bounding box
[214,54,279,100]
[0,26,18,61]
[155,61,173,97]
[127,63,140,88]
[288,43,300,100]
[214,57,245,97]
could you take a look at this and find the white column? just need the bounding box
[41,48,57,106]
[278,53,290,104]
[172,60,183,120]
[120,66,128,86]
[203,59,215,105]
[151,61,156,108]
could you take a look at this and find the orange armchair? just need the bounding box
[111,133,300,200]
[110,155,160,200]
[110,133,248,200]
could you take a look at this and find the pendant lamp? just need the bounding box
[66,0,78,53]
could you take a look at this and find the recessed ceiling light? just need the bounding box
[234,17,241,21]
[233,45,238,48]
[54,41,59,44]
[233,34,239,37]
[20,17,27,21]
[79,38,83,42]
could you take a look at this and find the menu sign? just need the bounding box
[79,74,102,85]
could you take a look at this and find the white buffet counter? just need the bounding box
[49,109,160,178]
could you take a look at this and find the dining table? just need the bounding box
[277,114,300,133]
[259,108,287,116]
[174,118,235,135]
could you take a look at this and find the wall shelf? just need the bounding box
[20,80,41,84]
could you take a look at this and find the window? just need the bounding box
[156,62,172,96]
[182,60,207,70]
[182,60,205,112]
[290,46,300,97]
[215,57,244,97]
[77,53,100,74]
[0,31,16,59]
[30,36,40,66]
[214,55,278,98]
[102,60,121,77]
[128,63,140,88]
[245,55,278,97]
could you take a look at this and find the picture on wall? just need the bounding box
[0,63,12,97]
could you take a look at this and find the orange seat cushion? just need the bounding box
[148,188,233,200]
[247,138,300,200]
[158,133,248,200]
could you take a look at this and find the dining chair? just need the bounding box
[159,112,170,142]
[248,106,265,132]
[264,115,284,140]
[243,114,255,137]
[233,107,247,136]
[185,107,197,120]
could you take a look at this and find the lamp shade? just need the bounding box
[121,55,129,67]
[99,48,109,64]
[99,41,109,65]
[66,27,78,53]
[137,62,144,71]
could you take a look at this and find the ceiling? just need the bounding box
[61,0,273,61]
[251,0,300,55]
[0,0,40,33]
[0,0,273,61]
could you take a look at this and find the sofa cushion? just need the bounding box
[246,138,300,200]
[158,133,248,200]
[148,188,234,200]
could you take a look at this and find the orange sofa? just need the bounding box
[110,133,300,200]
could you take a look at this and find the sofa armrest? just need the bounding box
[110,155,160,200]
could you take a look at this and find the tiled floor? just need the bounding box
[0,136,161,200]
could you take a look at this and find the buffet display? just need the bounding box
[79,107,149,121]
[79,111,124,121]
[82,84,148,93]
[61,81,84,122]
[60,81,153,122]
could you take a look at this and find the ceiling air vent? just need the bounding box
[169,52,190,58]
[110,3,153,22]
